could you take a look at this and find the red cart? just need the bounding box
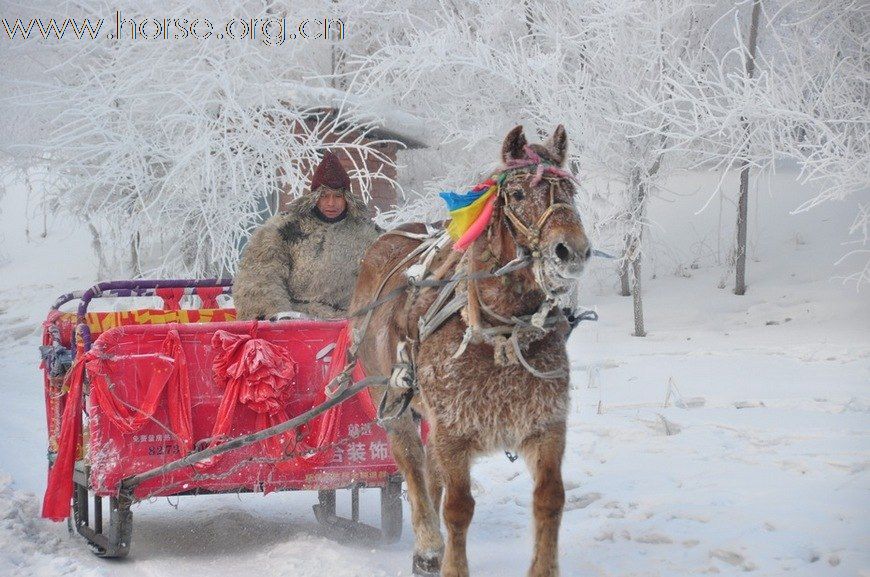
[40,279,402,557]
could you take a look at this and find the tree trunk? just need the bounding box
[130,231,141,278]
[631,253,646,337]
[625,169,648,336]
[734,0,761,296]
[619,254,631,296]
[734,158,750,294]
[88,221,109,280]
[330,1,348,90]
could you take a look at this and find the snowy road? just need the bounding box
[2,286,866,577]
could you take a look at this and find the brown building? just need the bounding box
[276,107,427,217]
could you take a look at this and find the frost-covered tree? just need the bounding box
[3,0,863,300]
[0,0,398,279]
[644,0,869,291]
[769,0,869,289]
[570,0,728,336]
[350,0,731,336]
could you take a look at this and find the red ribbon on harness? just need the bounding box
[42,329,193,521]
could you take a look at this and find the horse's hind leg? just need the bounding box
[520,422,567,577]
[384,414,444,576]
[432,435,474,577]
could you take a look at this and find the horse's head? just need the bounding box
[496,125,590,296]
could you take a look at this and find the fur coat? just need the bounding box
[233,192,380,320]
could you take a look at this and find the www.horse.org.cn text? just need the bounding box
[1,12,346,46]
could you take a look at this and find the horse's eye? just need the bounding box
[512,190,525,201]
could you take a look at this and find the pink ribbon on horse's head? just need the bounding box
[503,145,579,187]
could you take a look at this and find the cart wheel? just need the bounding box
[380,475,403,543]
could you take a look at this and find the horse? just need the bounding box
[349,125,590,577]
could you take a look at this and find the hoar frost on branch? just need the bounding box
[349,0,730,335]
[1,0,866,317]
[0,0,399,279]
[631,0,869,289]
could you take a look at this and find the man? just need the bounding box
[233,151,381,320]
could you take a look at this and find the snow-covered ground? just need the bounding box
[0,167,867,577]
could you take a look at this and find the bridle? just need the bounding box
[495,145,581,259]
[498,170,579,259]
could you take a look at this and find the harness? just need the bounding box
[345,157,595,422]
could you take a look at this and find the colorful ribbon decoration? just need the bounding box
[439,154,579,252]
[439,177,501,251]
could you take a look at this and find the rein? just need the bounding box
[347,249,531,320]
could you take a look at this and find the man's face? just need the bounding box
[316,187,347,219]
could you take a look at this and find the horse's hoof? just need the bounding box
[412,553,441,576]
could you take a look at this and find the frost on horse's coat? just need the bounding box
[350,125,591,577]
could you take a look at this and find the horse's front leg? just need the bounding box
[384,412,444,576]
[432,435,475,577]
[520,422,567,577]
[425,441,444,522]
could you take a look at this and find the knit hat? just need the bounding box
[284,151,367,218]
[310,151,350,193]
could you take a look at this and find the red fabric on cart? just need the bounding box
[41,358,85,521]
[41,329,194,521]
[195,286,223,309]
[295,324,375,467]
[88,329,194,452]
[196,329,299,470]
[155,287,184,311]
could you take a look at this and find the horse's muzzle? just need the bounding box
[549,236,591,279]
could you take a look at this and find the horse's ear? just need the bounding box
[501,125,527,163]
[545,125,568,166]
